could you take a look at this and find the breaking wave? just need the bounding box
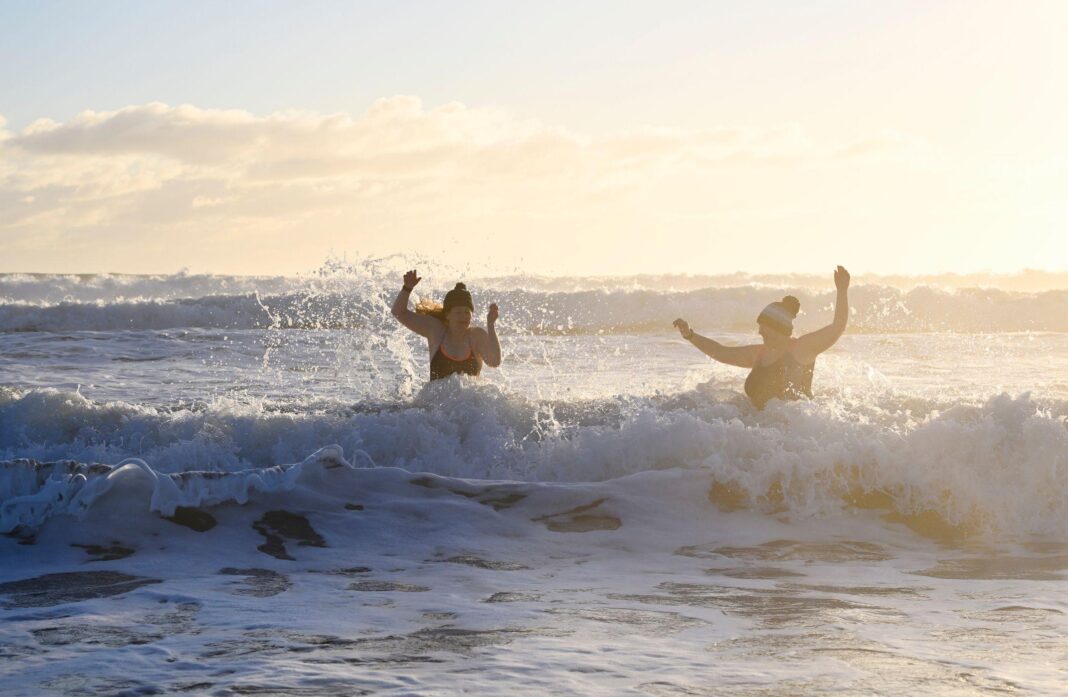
[3,385,1067,537]
[3,285,1067,334]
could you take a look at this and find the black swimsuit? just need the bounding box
[429,335,482,381]
[744,347,814,409]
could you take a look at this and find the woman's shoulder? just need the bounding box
[466,326,493,352]
[787,340,818,366]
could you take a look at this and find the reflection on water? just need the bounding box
[777,583,931,599]
[610,582,904,628]
[677,539,892,563]
[708,566,806,580]
[913,550,1068,580]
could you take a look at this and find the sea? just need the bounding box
[2,258,1067,696]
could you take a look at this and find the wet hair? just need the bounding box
[757,295,800,336]
[414,299,446,321]
[415,283,474,322]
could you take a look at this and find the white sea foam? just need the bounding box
[0,446,351,533]
[2,385,1066,537]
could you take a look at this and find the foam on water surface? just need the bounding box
[2,449,1066,694]
[2,263,1068,693]
[2,384,1067,538]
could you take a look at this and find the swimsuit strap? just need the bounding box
[438,330,473,362]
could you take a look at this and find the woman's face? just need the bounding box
[758,323,787,346]
[446,306,473,330]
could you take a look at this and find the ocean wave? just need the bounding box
[0,271,300,305]
[6,267,1068,304]
[3,285,1068,333]
[2,385,1066,537]
[0,445,346,535]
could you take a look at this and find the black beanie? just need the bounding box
[443,283,474,313]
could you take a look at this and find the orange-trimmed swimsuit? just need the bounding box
[429,335,483,380]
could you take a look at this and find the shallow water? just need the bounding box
[1,268,1067,694]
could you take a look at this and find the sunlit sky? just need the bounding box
[2,0,1066,276]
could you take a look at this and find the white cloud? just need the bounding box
[0,99,918,273]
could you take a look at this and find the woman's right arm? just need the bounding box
[673,318,761,368]
[391,269,440,338]
[794,266,849,357]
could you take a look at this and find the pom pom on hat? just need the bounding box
[757,296,800,335]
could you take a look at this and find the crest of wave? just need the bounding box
[0,269,299,305]
[3,382,1068,537]
[693,390,1068,538]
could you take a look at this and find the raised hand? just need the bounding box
[403,269,421,290]
[672,318,691,338]
[834,265,850,291]
[487,303,499,325]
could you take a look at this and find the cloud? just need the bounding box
[0,98,918,272]
[5,99,906,178]
[830,130,916,160]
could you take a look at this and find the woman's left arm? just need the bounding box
[474,303,502,367]
[796,266,850,356]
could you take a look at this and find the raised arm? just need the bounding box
[795,265,850,357]
[472,303,502,367]
[391,269,442,339]
[673,318,761,368]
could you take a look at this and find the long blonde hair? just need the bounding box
[415,299,446,322]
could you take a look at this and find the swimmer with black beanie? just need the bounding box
[673,266,850,409]
[391,270,502,380]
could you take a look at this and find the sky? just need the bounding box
[1,0,1066,277]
